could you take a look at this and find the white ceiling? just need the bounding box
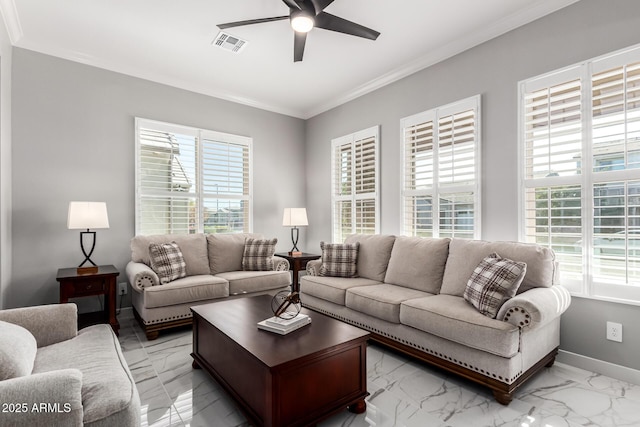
[2,0,580,119]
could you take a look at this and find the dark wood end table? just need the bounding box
[56,264,120,335]
[191,295,369,427]
[275,252,321,292]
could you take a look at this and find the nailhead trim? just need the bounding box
[302,302,524,384]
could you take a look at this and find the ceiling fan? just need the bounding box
[217,0,380,62]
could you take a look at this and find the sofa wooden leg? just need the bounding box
[493,390,513,405]
[545,355,557,368]
[348,399,366,414]
[145,330,160,341]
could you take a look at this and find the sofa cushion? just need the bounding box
[346,284,433,324]
[400,294,520,358]
[384,236,450,293]
[216,271,291,295]
[242,237,277,271]
[300,275,381,305]
[208,233,263,274]
[0,320,37,380]
[441,239,556,297]
[149,242,187,284]
[464,253,527,318]
[131,233,210,276]
[344,234,396,281]
[319,241,359,278]
[33,324,139,425]
[143,275,229,309]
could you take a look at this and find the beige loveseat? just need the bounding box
[126,233,291,340]
[0,304,140,426]
[300,235,571,405]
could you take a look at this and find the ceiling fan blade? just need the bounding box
[314,12,380,40]
[282,0,301,10]
[217,16,288,30]
[294,32,307,62]
[309,0,335,12]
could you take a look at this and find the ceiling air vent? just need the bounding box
[213,32,248,54]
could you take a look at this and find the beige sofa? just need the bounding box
[126,233,291,340]
[0,304,140,426]
[300,234,571,405]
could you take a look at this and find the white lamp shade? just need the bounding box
[282,208,308,227]
[67,202,110,230]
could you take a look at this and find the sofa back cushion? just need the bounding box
[131,233,209,276]
[208,233,263,274]
[384,236,450,293]
[0,320,37,380]
[344,234,396,281]
[441,238,556,297]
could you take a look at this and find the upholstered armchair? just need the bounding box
[0,303,140,426]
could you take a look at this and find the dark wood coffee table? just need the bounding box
[190,295,370,427]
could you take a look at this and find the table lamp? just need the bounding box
[282,208,308,256]
[68,201,109,274]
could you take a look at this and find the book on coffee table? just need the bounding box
[257,314,311,335]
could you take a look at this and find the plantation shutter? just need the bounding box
[402,117,435,236]
[201,134,251,233]
[331,127,379,242]
[401,96,480,238]
[521,70,584,287]
[136,119,252,235]
[137,126,197,235]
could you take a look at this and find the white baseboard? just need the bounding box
[558,350,640,386]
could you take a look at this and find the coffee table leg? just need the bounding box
[348,399,366,414]
[192,359,201,369]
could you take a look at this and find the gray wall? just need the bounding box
[304,0,640,370]
[0,16,12,310]
[8,48,306,311]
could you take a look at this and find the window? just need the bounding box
[401,95,481,239]
[331,126,379,242]
[519,44,640,304]
[135,118,252,235]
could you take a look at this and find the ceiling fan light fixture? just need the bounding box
[290,10,314,33]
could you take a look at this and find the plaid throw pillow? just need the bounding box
[463,253,527,318]
[149,242,187,285]
[242,238,277,271]
[319,241,359,278]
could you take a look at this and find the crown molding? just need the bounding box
[301,0,582,119]
[0,0,23,44]
[4,0,581,120]
[14,39,306,119]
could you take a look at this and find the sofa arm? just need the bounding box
[126,261,159,292]
[0,304,78,348]
[497,285,571,329]
[306,259,322,276]
[272,256,290,271]
[0,369,84,426]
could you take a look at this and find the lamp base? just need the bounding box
[288,251,303,257]
[77,266,99,275]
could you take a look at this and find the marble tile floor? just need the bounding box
[117,315,640,427]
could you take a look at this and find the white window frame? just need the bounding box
[330,126,380,243]
[518,43,640,305]
[400,95,482,239]
[135,118,253,235]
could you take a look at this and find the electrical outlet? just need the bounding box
[606,321,622,342]
[118,282,128,296]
